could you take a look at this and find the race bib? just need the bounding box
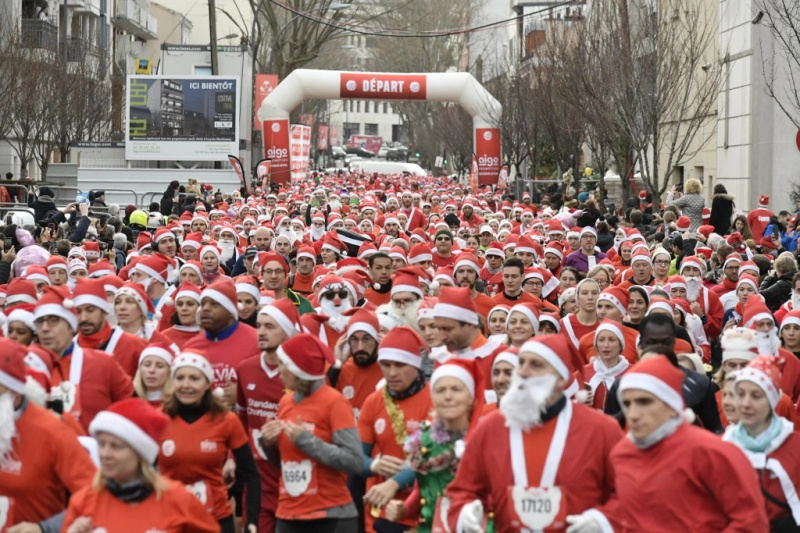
[509,486,566,531]
[185,480,209,505]
[0,496,14,532]
[281,459,316,497]
[50,384,80,417]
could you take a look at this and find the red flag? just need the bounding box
[228,155,249,196]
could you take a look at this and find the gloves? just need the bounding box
[566,513,603,533]
[460,499,484,533]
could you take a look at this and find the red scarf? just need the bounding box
[78,321,113,350]
[720,278,737,291]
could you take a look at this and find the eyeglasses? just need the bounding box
[436,236,452,242]
[262,268,285,277]
[323,290,350,300]
[524,280,543,287]
[654,260,671,266]
[34,315,63,328]
[392,298,418,308]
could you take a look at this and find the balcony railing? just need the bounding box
[67,37,101,62]
[21,19,59,51]
[114,0,158,40]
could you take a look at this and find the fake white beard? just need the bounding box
[278,226,296,243]
[791,292,800,311]
[388,299,423,329]
[756,329,781,356]
[68,278,78,290]
[219,240,236,264]
[319,298,353,330]
[685,277,702,302]
[311,226,326,241]
[330,199,342,211]
[500,373,558,431]
[0,392,17,460]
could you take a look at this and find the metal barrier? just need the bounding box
[140,192,160,209]
[85,188,140,210]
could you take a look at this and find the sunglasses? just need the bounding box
[322,290,350,300]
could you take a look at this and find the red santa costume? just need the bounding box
[161,282,204,349]
[747,195,774,241]
[722,356,800,527]
[581,320,630,410]
[299,274,354,351]
[447,335,624,533]
[611,356,769,532]
[680,256,724,339]
[182,280,260,389]
[400,204,427,232]
[710,255,742,297]
[73,278,148,378]
[33,286,134,431]
[131,252,177,331]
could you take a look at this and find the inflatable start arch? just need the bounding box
[257,70,502,185]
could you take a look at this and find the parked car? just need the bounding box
[330,146,346,160]
[345,146,376,158]
[386,146,409,161]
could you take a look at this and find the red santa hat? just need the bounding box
[321,233,347,257]
[391,268,423,298]
[433,287,479,326]
[507,303,540,332]
[88,398,170,464]
[199,245,221,262]
[179,260,203,283]
[518,334,573,380]
[515,235,537,256]
[679,256,705,274]
[88,260,116,278]
[741,293,773,329]
[277,333,337,380]
[736,274,759,293]
[116,282,155,319]
[34,286,77,332]
[5,279,38,307]
[181,232,203,250]
[46,255,68,273]
[639,189,648,199]
[758,195,770,207]
[538,313,561,333]
[66,260,87,277]
[357,242,378,260]
[618,355,685,416]
[408,243,433,265]
[103,275,124,297]
[0,338,28,394]
[675,216,691,232]
[153,227,174,244]
[543,241,564,261]
[594,319,625,349]
[722,255,742,270]
[137,233,152,252]
[721,327,759,363]
[235,278,261,304]
[484,242,505,259]
[138,342,177,367]
[172,350,214,383]
[388,246,407,264]
[134,253,173,285]
[258,298,301,338]
[346,308,380,341]
[630,250,652,266]
[738,261,760,278]
[201,279,239,320]
[598,286,630,316]
[82,241,100,259]
[454,254,480,275]
[296,245,316,263]
[701,208,711,221]
[667,275,687,291]
[174,281,202,304]
[378,326,427,369]
[430,358,486,434]
[72,278,111,314]
[780,309,800,331]
[735,355,783,410]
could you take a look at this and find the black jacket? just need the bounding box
[760,270,795,313]
[709,193,735,236]
[160,189,178,216]
[28,187,58,223]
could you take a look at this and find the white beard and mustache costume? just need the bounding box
[0,392,17,461]
[685,276,703,302]
[311,225,326,242]
[278,225,297,244]
[319,297,353,332]
[219,240,236,264]
[791,292,800,311]
[500,372,558,431]
[756,328,781,356]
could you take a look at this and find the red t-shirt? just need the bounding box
[335,359,384,422]
[182,323,260,388]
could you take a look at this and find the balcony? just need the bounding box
[67,36,101,62]
[113,0,158,41]
[21,19,59,51]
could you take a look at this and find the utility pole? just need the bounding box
[62,0,69,69]
[208,0,219,74]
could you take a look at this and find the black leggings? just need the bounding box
[276,517,359,533]
[219,515,235,533]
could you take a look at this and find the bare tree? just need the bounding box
[756,0,800,128]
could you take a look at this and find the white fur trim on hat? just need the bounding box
[236,283,261,303]
[433,302,479,326]
[519,340,569,380]
[737,278,758,292]
[89,411,160,464]
[133,263,166,285]
[115,287,149,321]
[492,351,520,371]
[139,346,174,367]
[454,258,480,274]
[646,301,674,316]
[377,347,422,369]
[391,284,423,298]
[507,305,540,333]
[172,352,214,384]
[539,314,561,333]
[276,344,324,380]
[631,254,652,266]
[34,303,78,332]
[735,367,780,410]
[431,365,475,398]
[745,312,773,328]
[346,322,379,342]
[258,306,298,338]
[594,322,625,350]
[618,373,684,416]
[544,247,563,260]
[72,294,111,315]
[201,288,239,320]
[409,253,433,264]
[0,368,25,394]
[598,293,626,316]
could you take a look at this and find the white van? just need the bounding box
[349,160,427,177]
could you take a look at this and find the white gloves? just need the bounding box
[459,499,484,533]
[566,513,603,533]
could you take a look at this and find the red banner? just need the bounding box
[227,155,249,195]
[300,114,313,126]
[263,119,290,184]
[497,164,509,189]
[475,128,501,186]
[468,154,479,191]
[256,159,272,189]
[318,125,329,150]
[254,74,279,131]
[329,126,340,147]
[340,72,427,100]
[349,135,382,154]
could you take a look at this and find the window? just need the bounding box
[356,101,361,113]
[344,122,360,139]
[194,66,212,76]
[383,102,388,114]
[365,101,370,113]
[365,124,378,136]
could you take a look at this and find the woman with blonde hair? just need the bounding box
[63,398,219,532]
[133,342,176,408]
[667,178,705,231]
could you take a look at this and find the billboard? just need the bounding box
[254,74,278,131]
[475,128,502,186]
[290,124,312,183]
[263,119,290,184]
[126,75,240,161]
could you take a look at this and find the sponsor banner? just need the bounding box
[300,114,313,126]
[340,72,427,100]
[475,128,502,186]
[228,155,249,195]
[290,124,312,183]
[254,74,279,131]
[349,135,382,154]
[263,119,290,184]
[329,126,340,147]
[318,125,329,151]
[256,159,272,189]
[498,164,509,189]
[469,154,479,190]
[126,75,240,161]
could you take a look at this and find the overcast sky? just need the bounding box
[161,0,253,46]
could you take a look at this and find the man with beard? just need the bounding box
[0,338,98,531]
[259,252,314,314]
[433,287,505,401]
[611,356,768,531]
[679,255,724,339]
[310,212,327,241]
[182,279,260,409]
[446,334,624,532]
[231,227,272,276]
[399,191,427,231]
[359,327,434,533]
[218,225,242,273]
[741,294,800,401]
[460,199,484,232]
[710,254,741,298]
[301,275,355,350]
[381,268,424,329]
[236,299,301,533]
[34,286,133,430]
[365,252,393,306]
[73,278,148,378]
[455,254,495,319]
[129,253,177,331]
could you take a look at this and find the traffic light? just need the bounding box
[443,158,448,165]
[415,152,420,158]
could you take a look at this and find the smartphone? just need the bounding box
[99,242,108,251]
[3,237,11,249]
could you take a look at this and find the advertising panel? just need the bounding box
[474,128,502,186]
[263,119,291,184]
[290,124,312,183]
[318,125,329,151]
[254,74,279,131]
[349,135,382,154]
[126,76,240,161]
[340,72,427,100]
